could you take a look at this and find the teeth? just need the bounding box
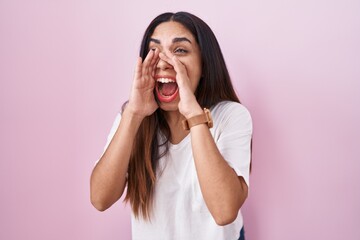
[157,78,175,83]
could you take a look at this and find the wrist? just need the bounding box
[122,106,146,123]
[182,108,213,130]
[183,106,203,119]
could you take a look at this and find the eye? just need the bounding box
[149,45,158,51]
[174,48,188,54]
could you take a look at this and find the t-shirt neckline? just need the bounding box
[169,133,190,150]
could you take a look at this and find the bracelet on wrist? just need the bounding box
[182,108,213,130]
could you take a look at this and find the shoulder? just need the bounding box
[210,101,253,144]
[209,101,252,136]
[211,101,251,122]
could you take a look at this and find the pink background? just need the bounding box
[1,0,359,239]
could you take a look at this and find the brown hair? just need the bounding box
[125,12,240,220]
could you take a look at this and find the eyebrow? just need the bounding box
[149,37,192,44]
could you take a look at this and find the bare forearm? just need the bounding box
[191,124,248,225]
[90,109,144,211]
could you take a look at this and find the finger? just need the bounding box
[158,52,174,67]
[170,55,187,75]
[150,48,159,66]
[164,54,190,89]
[152,57,160,77]
[142,50,154,76]
[134,57,143,80]
[149,49,159,76]
[143,49,154,64]
[159,52,186,75]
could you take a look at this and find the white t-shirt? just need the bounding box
[103,101,252,240]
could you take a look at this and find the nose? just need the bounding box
[156,55,173,70]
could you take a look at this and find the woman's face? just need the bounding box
[149,21,202,111]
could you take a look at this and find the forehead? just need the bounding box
[151,21,195,42]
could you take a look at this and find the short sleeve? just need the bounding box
[94,113,121,166]
[212,102,253,187]
[103,113,122,152]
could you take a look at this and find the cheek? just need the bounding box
[183,57,202,90]
[189,72,201,92]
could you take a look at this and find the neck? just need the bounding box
[164,110,185,127]
[163,110,189,144]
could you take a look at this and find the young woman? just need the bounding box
[90,12,252,240]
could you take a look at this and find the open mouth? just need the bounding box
[155,77,179,103]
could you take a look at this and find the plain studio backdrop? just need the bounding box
[0,0,359,239]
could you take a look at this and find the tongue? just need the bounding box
[161,82,177,96]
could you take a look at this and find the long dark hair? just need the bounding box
[125,12,240,220]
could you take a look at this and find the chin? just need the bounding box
[158,100,180,112]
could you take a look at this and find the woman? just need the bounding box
[90,12,252,240]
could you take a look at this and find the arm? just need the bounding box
[159,53,251,226]
[191,122,249,226]
[90,109,144,211]
[90,49,160,211]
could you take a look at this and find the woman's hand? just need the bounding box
[126,49,160,118]
[158,52,203,119]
